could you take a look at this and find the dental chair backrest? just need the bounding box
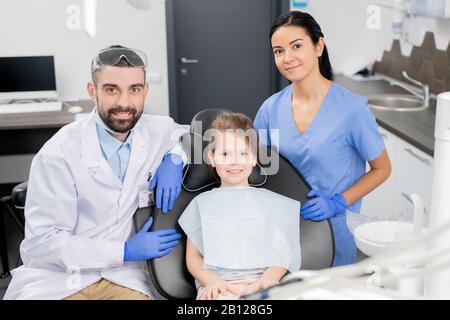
[133,109,335,300]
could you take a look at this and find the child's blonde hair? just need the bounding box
[211,112,254,132]
[209,112,258,154]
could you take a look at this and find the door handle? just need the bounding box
[401,192,412,202]
[404,147,431,166]
[180,57,199,64]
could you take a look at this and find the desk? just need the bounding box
[0,99,95,187]
[0,100,94,156]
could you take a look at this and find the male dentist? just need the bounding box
[4,45,189,300]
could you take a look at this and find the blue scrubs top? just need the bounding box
[254,82,385,266]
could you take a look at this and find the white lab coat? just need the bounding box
[3,110,189,300]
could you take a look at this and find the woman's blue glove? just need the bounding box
[149,153,184,214]
[124,217,182,262]
[300,190,347,222]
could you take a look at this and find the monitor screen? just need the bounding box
[0,56,57,99]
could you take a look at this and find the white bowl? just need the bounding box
[354,221,425,257]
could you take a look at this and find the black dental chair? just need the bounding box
[7,109,335,298]
[134,109,335,300]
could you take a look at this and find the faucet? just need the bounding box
[388,71,430,107]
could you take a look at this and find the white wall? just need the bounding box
[0,0,170,116]
[291,0,450,75]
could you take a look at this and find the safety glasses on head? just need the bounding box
[91,47,148,73]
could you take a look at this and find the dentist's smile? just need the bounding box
[111,110,133,120]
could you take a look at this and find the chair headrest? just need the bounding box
[190,108,233,136]
[181,109,267,192]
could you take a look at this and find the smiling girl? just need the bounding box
[178,113,301,300]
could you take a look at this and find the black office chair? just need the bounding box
[134,109,335,300]
[0,182,26,276]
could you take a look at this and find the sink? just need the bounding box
[367,94,427,111]
[354,221,427,257]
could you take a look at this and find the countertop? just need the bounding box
[335,75,436,157]
[0,100,94,130]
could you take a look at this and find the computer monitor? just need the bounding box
[0,56,57,101]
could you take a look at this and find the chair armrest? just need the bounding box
[11,181,28,209]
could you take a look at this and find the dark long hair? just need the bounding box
[270,11,333,81]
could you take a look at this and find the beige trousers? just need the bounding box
[64,278,151,300]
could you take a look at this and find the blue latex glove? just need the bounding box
[124,217,182,262]
[300,190,347,222]
[149,153,184,214]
